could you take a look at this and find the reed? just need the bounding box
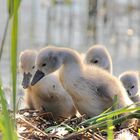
[10,0,20,116]
[0,0,20,139]
[0,80,18,140]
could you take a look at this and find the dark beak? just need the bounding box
[127,90,131,96]
[31,70,45,86]
[22,72,32,89]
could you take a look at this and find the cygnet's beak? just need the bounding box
[31,70,45,86]
[22,72,32,89]
[127,90,131,96]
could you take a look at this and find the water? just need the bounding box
[0,0,140,108]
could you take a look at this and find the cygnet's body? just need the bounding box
[19,50,76,118]
[84,44,113,73]
[119,71,140,102]
[31,47,134,117]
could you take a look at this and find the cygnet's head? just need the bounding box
[85,44,112,73]
[119,71,139,97]
[19,50,37,89]
[31,47,64,86]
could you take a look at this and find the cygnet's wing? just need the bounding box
[79,76,112,99]
[84,77,112,100]
[96,85,113,100]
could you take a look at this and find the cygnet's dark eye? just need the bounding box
[32,66,35,69]
[94,60,98,64]
[131,85,135,89]
[42,63,46,67]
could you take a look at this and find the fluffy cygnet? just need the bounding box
[84,44,113,73]
[31,47,134,118]
[119,71,140,102]
[19,50,76,119]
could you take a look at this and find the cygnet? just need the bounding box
[84,44,112,73]
[119,71,140,102]
[19,50,76,119]
[31,47,134,118]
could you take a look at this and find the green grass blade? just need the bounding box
[97,106,140,122]
[61,123,76,132]
[0,80,18,140]
[7,0,13,18]
[7,0,21,18]
[10,0,21,115]
[107,119,114,140]
[79,104,140,126]
[45,125,59,133]
[11,12,18,115]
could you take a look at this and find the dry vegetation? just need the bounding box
[16,109,140,140]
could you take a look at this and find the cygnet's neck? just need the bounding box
[106,63,112,74]
[61,48,80,62]
[60,48,83,74]
[60,49,83,78]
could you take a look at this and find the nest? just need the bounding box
[16,109,140,140]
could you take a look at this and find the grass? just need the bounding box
[0,0,20,139]
[79,104,139,126]
[0,80,18,140]
[138,128,140,137]
[107,119,114,140]
[42,104,140,140]
[10,0,21,116]
[44,97,140,139]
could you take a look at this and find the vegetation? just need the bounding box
[0,0,20,139]
[0,80,18,140]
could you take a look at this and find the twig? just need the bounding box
[94,133,106,140]
[18,115,48,136]
[97,128,104,138]
[17,115,61,139]
[61,132,82,140]
[61,121,107,140]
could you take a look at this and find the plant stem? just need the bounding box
[0,16,10,60]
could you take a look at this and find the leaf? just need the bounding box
[45,125,59,133]
[61,123,75,132]
[10,0,21,115]
[79,104,140,126]
[7,0,14,18]
[0,80,18,140]
[138,128,140,137]
[7,0,21,18]
[107,119,114,140]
